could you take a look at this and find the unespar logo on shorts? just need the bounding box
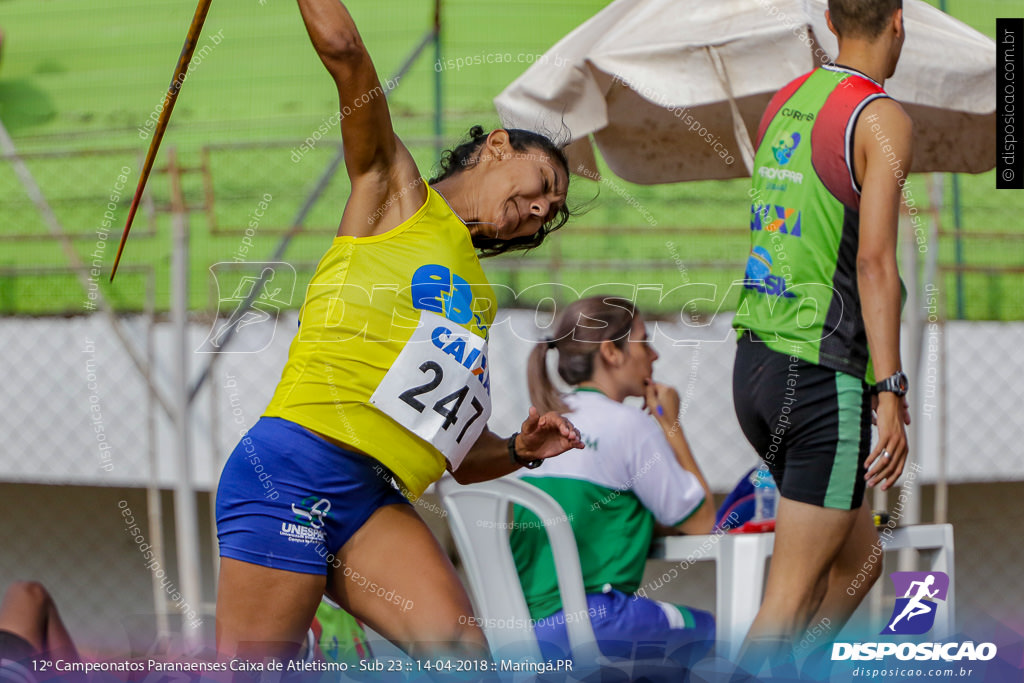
[832,570,997,663]
[279,496,330,544]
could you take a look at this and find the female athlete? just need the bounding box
[215,0,583,663]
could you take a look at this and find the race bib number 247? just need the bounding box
[370,311,491,470]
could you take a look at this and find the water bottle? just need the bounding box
[752,463,778,521]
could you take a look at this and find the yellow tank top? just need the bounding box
[264,185,497,498]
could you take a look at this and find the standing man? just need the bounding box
[731,0,912,673]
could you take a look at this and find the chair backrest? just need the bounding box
[437,475,601,664]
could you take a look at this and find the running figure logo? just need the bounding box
[881,571,950,635]
[198,262,296,353]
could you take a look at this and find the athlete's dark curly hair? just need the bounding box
[428,125,572,258]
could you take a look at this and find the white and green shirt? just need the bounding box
[510,389,705,620]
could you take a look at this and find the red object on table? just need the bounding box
[729,519,776,534]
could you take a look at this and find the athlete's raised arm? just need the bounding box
[296,0,424,237]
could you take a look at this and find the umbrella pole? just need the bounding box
[706,46,755,175]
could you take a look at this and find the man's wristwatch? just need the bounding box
[508,432,543,469]
[873,370,909,397]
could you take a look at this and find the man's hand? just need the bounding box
[515,406,584,461]
[865,393,909,489]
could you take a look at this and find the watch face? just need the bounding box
[887,372,908,395]
[895,372,908,393]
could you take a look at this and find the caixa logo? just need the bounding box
[750,202,802,236]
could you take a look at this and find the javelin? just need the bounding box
[110,0,213,281]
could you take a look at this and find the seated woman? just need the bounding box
[510,296,717,670]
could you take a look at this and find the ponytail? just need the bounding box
[527,340,568,416]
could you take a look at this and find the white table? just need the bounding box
[649,523,955,659]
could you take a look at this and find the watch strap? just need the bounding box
[874,371,908,396]
[508,432,542,469]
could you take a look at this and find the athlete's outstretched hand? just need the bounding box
[865,393,910,490]
[515,406,585,461]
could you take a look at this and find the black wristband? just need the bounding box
[508,432,542,469]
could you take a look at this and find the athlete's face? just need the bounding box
[477,138,568,241]
[617,317,659,398]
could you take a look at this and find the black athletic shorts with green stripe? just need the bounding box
[733,331,871,510]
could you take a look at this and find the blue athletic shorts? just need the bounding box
[533,589,715,670]
[216,416,412,575]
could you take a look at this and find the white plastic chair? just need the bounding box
[436,475,600,664]
[438,476,685,678]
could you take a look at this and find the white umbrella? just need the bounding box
[495,0,996,183]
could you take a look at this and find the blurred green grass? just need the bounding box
[0,0,1020,318]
